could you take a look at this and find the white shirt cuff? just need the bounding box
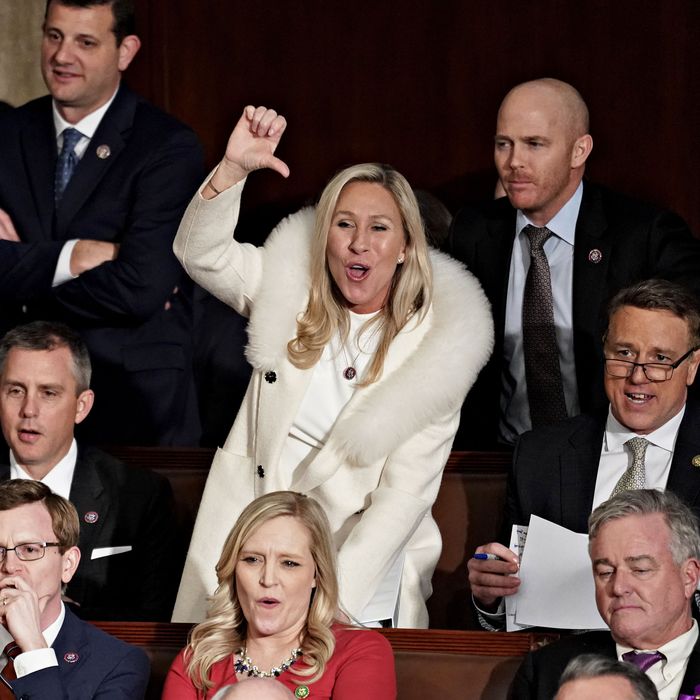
[52,239,80,286]
[14,647,58,677]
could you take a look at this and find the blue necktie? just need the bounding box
[54,127,82,204]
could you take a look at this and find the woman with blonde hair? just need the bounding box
[163,491,395,699]
[172,106,493,628]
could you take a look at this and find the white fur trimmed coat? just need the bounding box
[172,178,494,627]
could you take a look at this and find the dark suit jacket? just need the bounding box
[448,181,700,448]
[0,84,205,446]
[9,606,149,699]
[1,445,184,621]
[510,629,700,700]
[504,400,700,540]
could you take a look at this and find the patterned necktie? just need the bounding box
[621,649,665,672]
[54,127,82,204]
[522,225,568,427]
[612,437,650,496]
[0,641,20,699]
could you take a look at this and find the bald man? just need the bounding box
[448,78,700,449]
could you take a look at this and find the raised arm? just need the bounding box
[173,106,289,317]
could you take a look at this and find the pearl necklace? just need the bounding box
[234,646,302,678]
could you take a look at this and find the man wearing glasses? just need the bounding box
[469,278,700,629]
[0,479,149,697]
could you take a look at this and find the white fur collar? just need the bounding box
[246,207,494,464]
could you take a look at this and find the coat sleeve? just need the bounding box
[173,177,265,319]
[1,127,205,326]
[10,645,149,700]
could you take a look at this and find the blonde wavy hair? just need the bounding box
[288,163,433,385]
[184,492,340,693]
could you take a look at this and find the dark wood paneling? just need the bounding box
[126,0,700,235]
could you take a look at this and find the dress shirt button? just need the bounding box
[257,465,265,478]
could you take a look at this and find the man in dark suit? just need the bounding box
[511,489,700,700]
[0,479,149,698]
[0,321,182,621]
[469,279,700,629]
[0,0,204,446]
[447,78,700,448]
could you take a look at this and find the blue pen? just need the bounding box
[472,553,503,561]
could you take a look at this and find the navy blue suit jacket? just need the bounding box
[504,400,700,539]
[1,446,183,621]
[0,84,205,446]
[447,181,700,448]
[9,607,149,699]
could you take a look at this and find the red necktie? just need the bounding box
[0,641,20,699]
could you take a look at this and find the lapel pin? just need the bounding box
[295,687,310,699]
[587,249,602,264]
[96,144,111,159]
[83,511,99,524]
[64,652,79,663]
[692,456,700,468]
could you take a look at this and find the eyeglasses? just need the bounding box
[604,347,698,382]
[0,542,61,562]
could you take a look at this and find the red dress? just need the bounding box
[162,626,396,699]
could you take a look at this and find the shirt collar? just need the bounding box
[604,404,686,453]
[516,181,583,246]
[616,619,698,681]
[52,85,119,140]
[10,439,78,501]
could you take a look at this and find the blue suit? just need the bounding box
[0,84,205,446]
[9,607,149,699]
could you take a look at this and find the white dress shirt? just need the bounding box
[500,182,583,444]
[0,602,65,678]
[50,88,119,287]
[10,439,77,500]
[617,620,698,700]
[592,406,685,509]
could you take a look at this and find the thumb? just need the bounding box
[262,155,290,179]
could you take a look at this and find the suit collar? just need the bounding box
[559,417,605,531]
[54,85,139,235]
[667,400,700,506]
[69,446,107,535]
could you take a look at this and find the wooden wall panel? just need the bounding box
[126,0,700,235]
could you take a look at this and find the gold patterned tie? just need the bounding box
[612,437,650,496]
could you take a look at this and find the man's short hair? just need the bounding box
[589,489,700,565]
[0,321,91,393]
[558,654,658,700]
[44,0,136,45]
[0,480,80,551]
[606,278,700,347]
